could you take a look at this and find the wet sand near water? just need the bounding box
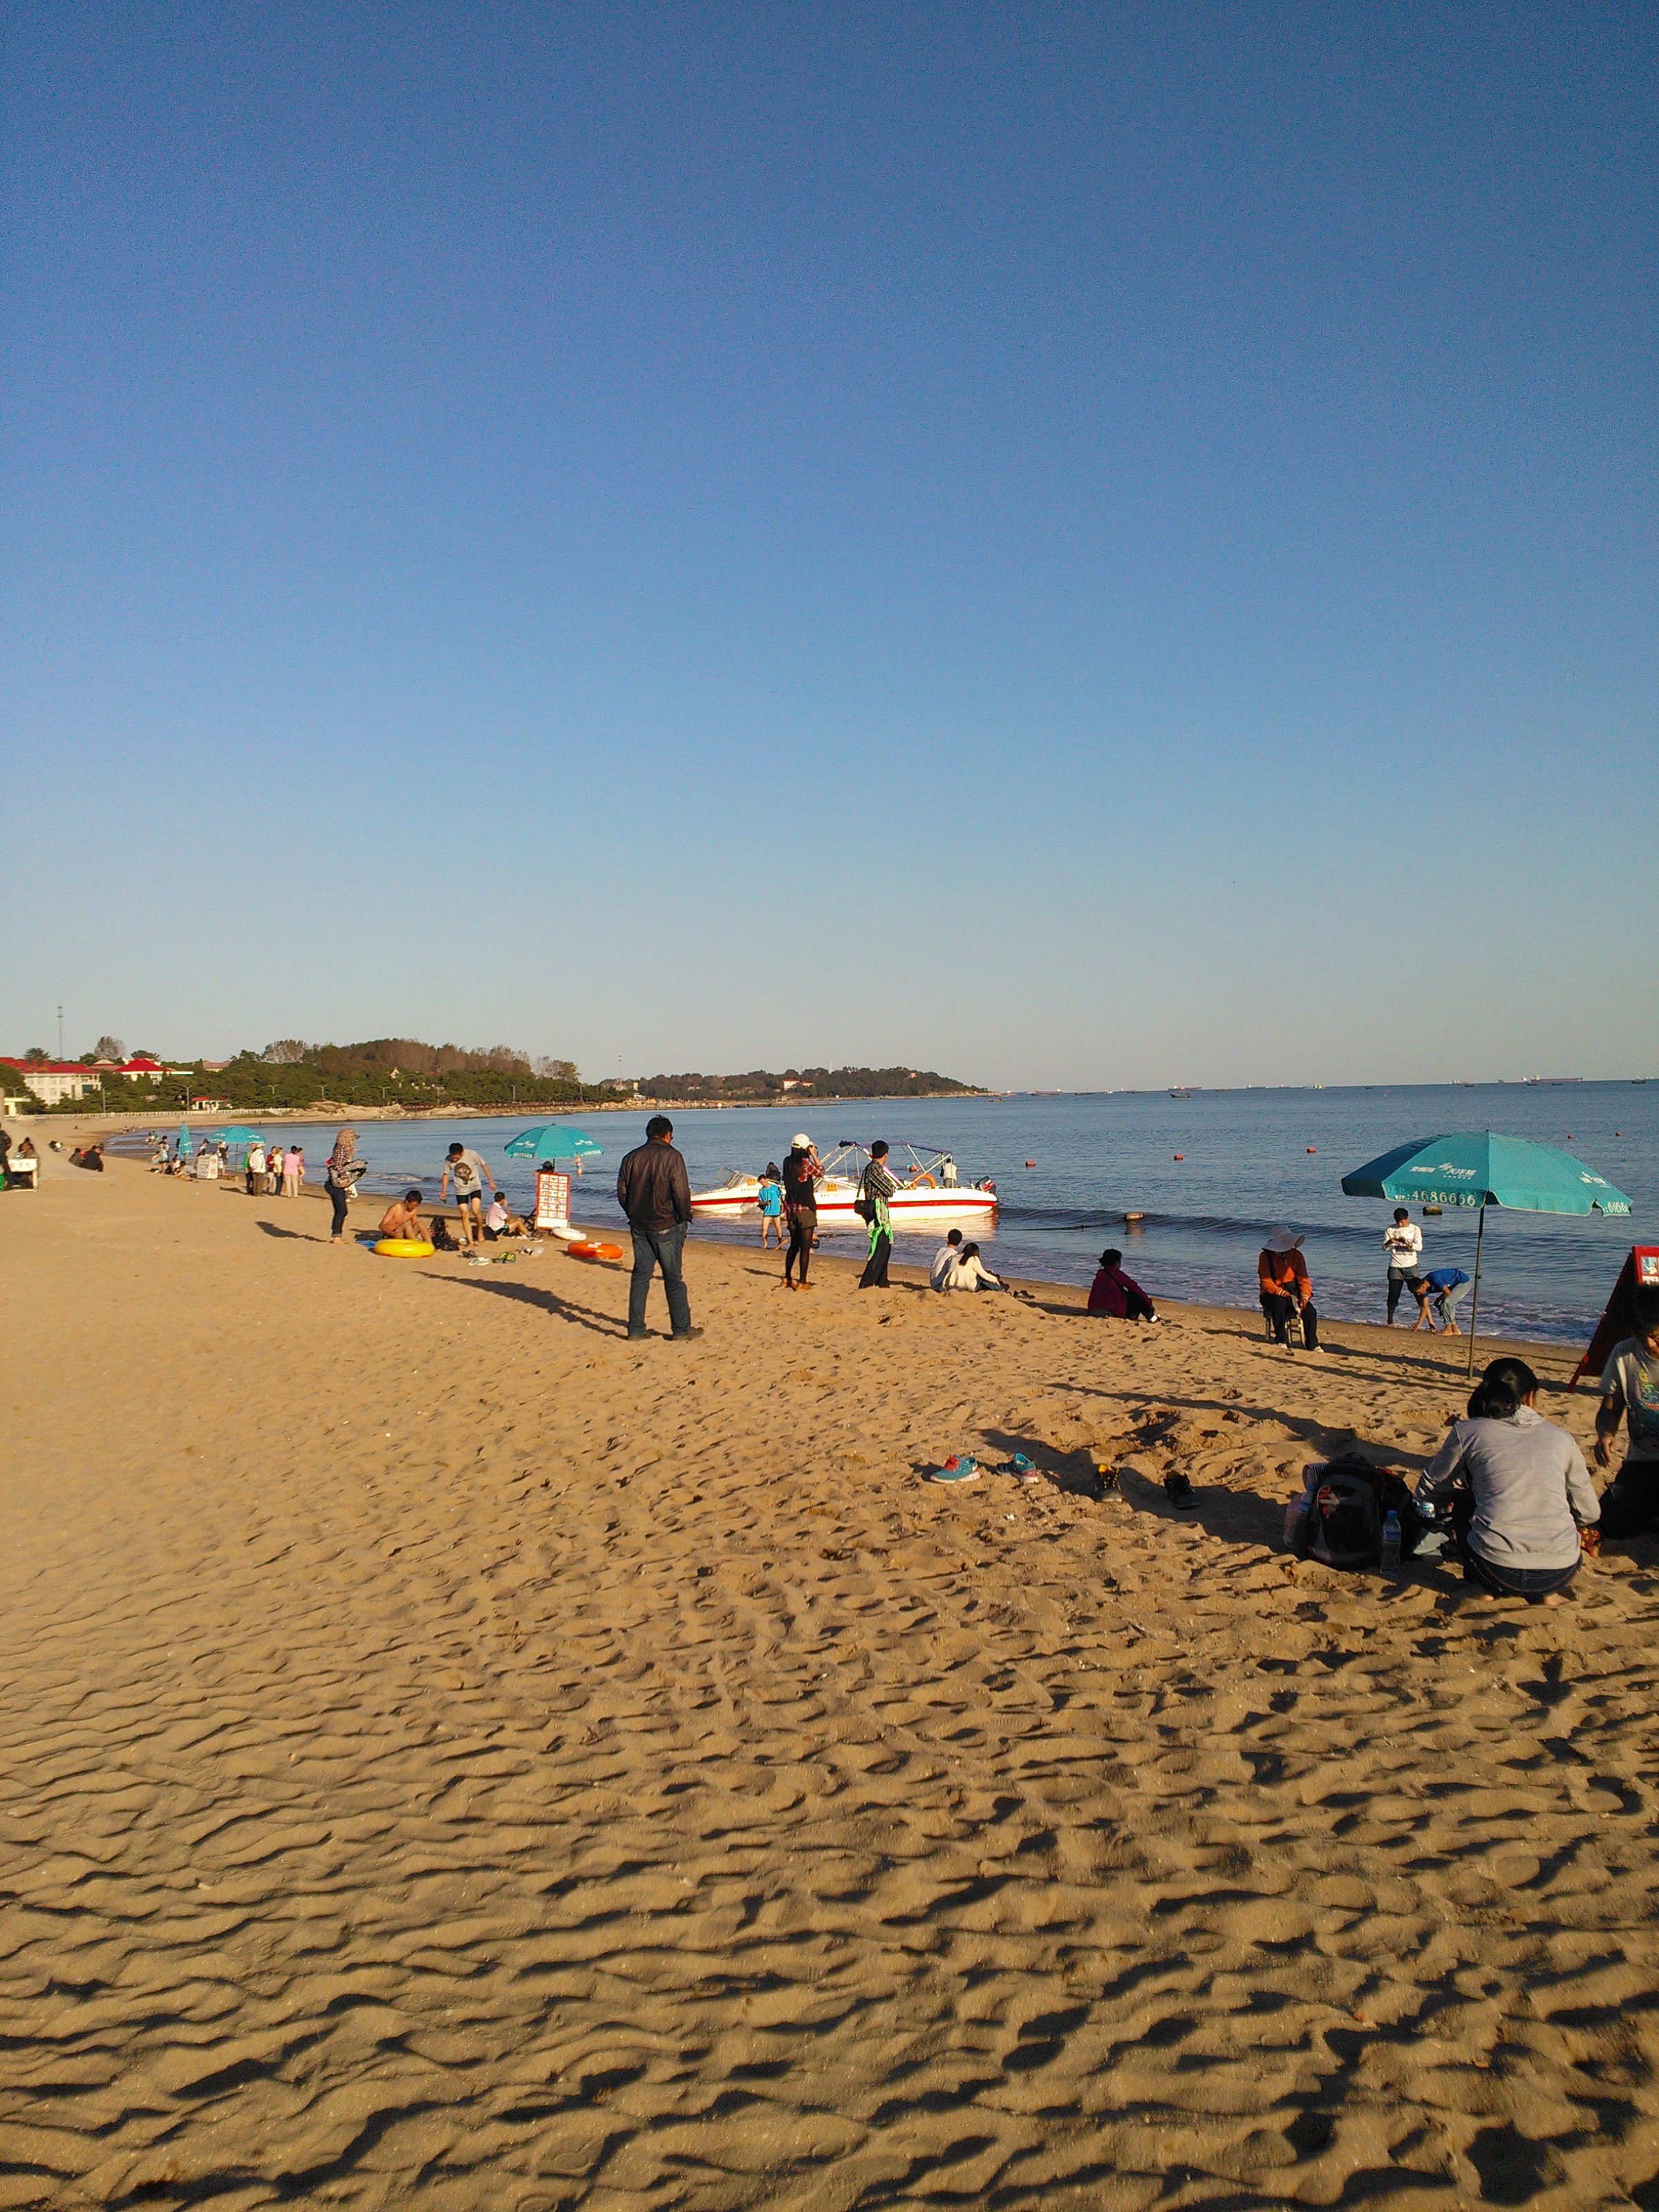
[5,1148,1659,2210]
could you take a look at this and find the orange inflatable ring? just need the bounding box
[568,1239,625,1262]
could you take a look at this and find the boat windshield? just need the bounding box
[817,1140,961,1188]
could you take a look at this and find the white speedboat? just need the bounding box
[691,1140,998,1230]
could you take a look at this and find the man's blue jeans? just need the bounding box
[629,1223,691,1335]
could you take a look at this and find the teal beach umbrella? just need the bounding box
[176,1121,194,1161]
[503,1123,604,1163]
[1342,1132,1632,1372]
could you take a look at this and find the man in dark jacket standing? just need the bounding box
[616,1115,697,1340]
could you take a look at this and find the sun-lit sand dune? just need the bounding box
[4,1147,1658,2209]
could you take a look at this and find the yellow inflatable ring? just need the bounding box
[375,1238,435,1257]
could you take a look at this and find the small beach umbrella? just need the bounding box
[1341,1132,1632,1374]
[176,1121,194,1161]
[503,1123,604,1162]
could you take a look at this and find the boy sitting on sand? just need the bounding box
[378,1189,426,1240]
[484,1194,529,1239]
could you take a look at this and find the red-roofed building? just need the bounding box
[0,1058,99,1105]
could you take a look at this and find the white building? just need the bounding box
[0,1060,96,1105]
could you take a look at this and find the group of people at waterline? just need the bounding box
[57,1112,1659,1578]
[158,1129,522,1250]
[151,1118,1490,1344]
[1253,1210,1470,1353]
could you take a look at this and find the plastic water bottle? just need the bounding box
[1380,1509,1402,1573]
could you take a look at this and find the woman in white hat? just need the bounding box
[780,1135,822,1289]
[1259,1227,1319,1350]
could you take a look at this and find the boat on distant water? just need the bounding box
[691,1140,997,1229]
[1168,1087,1193,1098]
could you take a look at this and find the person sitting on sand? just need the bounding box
[70,1143,105,1171]
[1418,1357,1597,1604]
[378,1189,426,1241]
[8,1136,39,1189]
[1593,1286,1659,1541]
[1088,1248,1158,1322]
[931,1228,964,1288]
[1259,1228,1319,1350]
[484,1194,529,1239]
[941,1239,1004,1292]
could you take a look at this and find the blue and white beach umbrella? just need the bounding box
[1342,1131,1632,1371]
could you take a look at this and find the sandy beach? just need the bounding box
[5,1138,1658,2211]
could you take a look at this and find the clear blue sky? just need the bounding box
[4,3,1654,1086]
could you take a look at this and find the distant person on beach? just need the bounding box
[781,1136,822,1290]
[858,1141,898,1289]
[1383,1208,1426,1324]
[616,1115,696,1340]
[326,1130,359,1243]
[1259,1228,1319,1350]
[8,1136,38,1189]
[1419,1357,1597,1604]
[1419,1266,1472,1333]
[378,1189,426,1241]
[245,1140,266,1194]
[70,1143,105,1171]
[281,1145,304,1199]
[1593,1288,1659,1540]
[931,1228,964,1288]
[1089,1248,1158,1322]
[756,1165,785,1250]
[440,1142,497,1246]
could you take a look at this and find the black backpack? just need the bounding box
[1297,1455,1423,1571]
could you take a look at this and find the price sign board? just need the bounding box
[535,1169,571,1232]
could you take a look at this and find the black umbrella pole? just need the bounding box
[1465,1203,1487,1380]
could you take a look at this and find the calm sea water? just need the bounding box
[204,1083,1652,1344]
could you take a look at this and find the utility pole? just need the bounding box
[57,1004,64,1060]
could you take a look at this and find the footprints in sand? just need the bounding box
[6,1186,1659,2206]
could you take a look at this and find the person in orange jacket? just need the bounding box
[1259,1227,1319,1350]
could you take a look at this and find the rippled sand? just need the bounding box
[4,1147,1658,2210]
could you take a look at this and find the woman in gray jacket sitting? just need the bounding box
[1418,1357,1599,1606]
